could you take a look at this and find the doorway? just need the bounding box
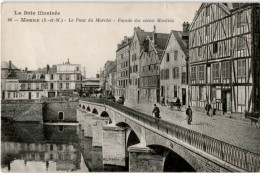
[223,91,231,114]
[182,88,186,105]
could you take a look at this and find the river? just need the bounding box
[1,120,127,172]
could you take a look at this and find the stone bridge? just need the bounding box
[77,98,259,172]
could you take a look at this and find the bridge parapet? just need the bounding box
[79,98,260,172]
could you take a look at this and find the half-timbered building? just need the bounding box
[189,3,260,114]
[140,27,169,103]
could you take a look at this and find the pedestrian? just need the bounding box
[152,104,161,123]
[176,97,181,110]
[205,102,212,116]
[186,105,192,125]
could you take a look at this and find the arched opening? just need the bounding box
[82,105,85,109]
[58,112,64,120]
[92,108,98,115]
[100,111,112,123]
[87,106,91,112]
[79,104,81,107]
[116,122,140,172]
[163,151,195,172]
[58,125,64,132]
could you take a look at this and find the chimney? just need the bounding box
[67,58,70,64]
[124,36,128,41]
[134,26,142,32]
[8,60,12,73]
[46,64,50,73]
[183,22,190,33]
[25,67,28,73]
[153,25,157,45]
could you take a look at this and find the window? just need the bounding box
[36,92,39,98]
[174,86,177,97]
[211,86,216,102]
[76,67,79,71]
[213,42,218,54]
[222,61,230,79]
[66,83,69,89]
[132,54,136,61]
[28,83,31,90]
[50,74,54,80]
[206,25,210,36]
[77,74,80,80]
[66,74,69,80]
[50,83,54,90]
[59,83,63,89]
[8,93,10,98]
[237,12,245,28]
[59,74,62,80]
[238,59,246,77]
[198,47,202,56]
[206,6,210,17]
[182,72,186,84]
[173,67,179,79]
[191,66,196,80]
[36,83,39,90]
[166,53,170,62]
[174,51,178,60]
[199,66,204,80]
[237,37,246,50]
[165,69,169,79]
[199,86,203,100]
[161,86,165,97]
[212,63,219,79]
[50,145,53,151]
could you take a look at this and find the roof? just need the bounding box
[6,71,27,80]
[136,31,153,45]
[189,3,259,30]
[154,33,170,53]
[172,31,189,57]
[1,61,19,70]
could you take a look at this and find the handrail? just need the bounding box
[79,97,260,172]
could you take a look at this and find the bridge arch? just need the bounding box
[147,144,202,172]
[82,105,85,110]
[116,122,142,145]
[100,111,112,123]
[92,108,98,115]
[87,106,91,112]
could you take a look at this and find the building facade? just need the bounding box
[140,28,169,103]
[45,59,82,97]
[160,25,189,106]
[115,36,132,99]
[189,3,260,114]
[128,27,152,102]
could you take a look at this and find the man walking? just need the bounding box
[186,105,192,125]
[152,104,161,123]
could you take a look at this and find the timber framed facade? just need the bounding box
[188,3,260,114]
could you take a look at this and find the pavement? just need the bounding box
[124,100,260,154]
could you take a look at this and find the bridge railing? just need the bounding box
[80,98,260,172]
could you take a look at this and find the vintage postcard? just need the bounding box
[1,2,260,173]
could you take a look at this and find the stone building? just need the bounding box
[45,59,82,97]
[1,60,20,100]
[115,36,132,99]
[140,27,169,103]
[160,23,189,106]
[189,3,260,114]
[127,27,153,102]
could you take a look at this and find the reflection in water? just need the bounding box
[1,120,127,172]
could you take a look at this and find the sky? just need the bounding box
[2,2,201,77]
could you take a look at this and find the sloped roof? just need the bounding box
[1,61,19,70]
[154,33,170,53]
[6,71,27,80]
[172,31,189,57]
[136,31,153,45]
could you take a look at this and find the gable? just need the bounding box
[189,3,231,31]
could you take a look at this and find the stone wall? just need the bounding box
[1,100,43,122]
[43,101,78,122]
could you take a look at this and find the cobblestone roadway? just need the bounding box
[124,101,260,154]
